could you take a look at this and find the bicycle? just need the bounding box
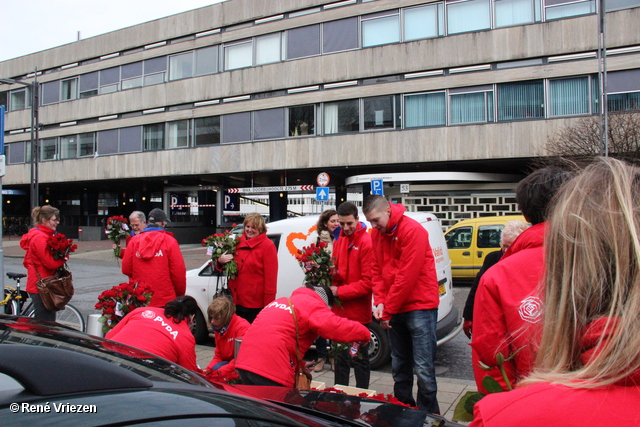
[2,272,86,332]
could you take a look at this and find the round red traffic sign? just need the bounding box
[316,172,330,187]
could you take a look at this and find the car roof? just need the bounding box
[446,214,527,230]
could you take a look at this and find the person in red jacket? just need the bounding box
[471,158,640,426]
[329,201,374,389]
[106,296,201,373]
[235,285,370,387]
[122,209,186,307]
[20,205,67,321]
[115,211,146,259]
[204,296,250,382]
[363,195,440,413]
[217,212,278,323]
[471,166,574,393]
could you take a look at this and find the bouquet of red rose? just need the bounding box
[95,282,154,334]
[105,215,130,258]
[295,242,335,287]
[202,229,239,279]
[47,233,78,261]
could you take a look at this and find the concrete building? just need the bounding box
[1,0,639,237]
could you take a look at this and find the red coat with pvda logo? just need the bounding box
[471,246,544,393]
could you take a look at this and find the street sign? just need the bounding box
[224,193,239,211]
[316,172,330,187]
[316,187,329,201]
[371,179,384,196]
[400,184,410,194]
[227,185,314,194]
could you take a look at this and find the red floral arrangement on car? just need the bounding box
[95,282,154,334]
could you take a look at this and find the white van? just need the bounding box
[186,212,461,369]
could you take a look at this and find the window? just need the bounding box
[119,126,142,153]
[144,123,165,150]
[608,92,640,112]
[99,67,120,94]
[225,40,253,70]
[607,69,640,112]
[60,136,77,159]
[0,91,7,109]
[362,11,400,47]
[253,108,285,140]
[40,138,57,161]
[363,96,394,130]
[324,99,359,134]
[404,4,444,41]
[446,226,472,249]
[289,105,315,136]
[605,0,640,10]
[78,132,95,157]
[166,120,190,148]
[79,72,99,98]
[323,18,358,53]
[446,0,491,34]
[222,112,251,143]
[121,62,143,90]
[9,88,30,111]
[544,0,595,19]
[194,116,221,146]
[169,52,194,81]
[41,81,60,105]
[144,57,167,86]
[450,86,494,124]
[404,92,446,127]
[497,80,544,121]
[97,129,118,155]
[494,0,535,27]
[477,225,504,248]
[549,76,590,116]
[7,141,25,164]
[61,77,78,101]
[255,33,281,65]
[287,25,320,59]
[195,46,218,76]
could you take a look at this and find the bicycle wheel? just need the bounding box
[3,299,21,315]
[26,304,85,332]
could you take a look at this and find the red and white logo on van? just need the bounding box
[519,296,542,323]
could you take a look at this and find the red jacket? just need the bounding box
[471,246,544,393]
[122,228,186,307]
[235,287,371,387]
[207,314,251,375]
[105,306,200,372]
[370,203,440,320]
[20,226,67,294]
[501,222,545,260]
[332,222,374,324]
[228,232,278,309]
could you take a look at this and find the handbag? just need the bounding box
[214,274,233,302]
[288,298,311,390]
[36,267,74,312]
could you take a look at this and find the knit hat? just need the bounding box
[312,286,331,308]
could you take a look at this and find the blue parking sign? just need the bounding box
[316,187,329,201]
[371,179,384,196]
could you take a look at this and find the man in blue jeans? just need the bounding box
[363,195,440,413]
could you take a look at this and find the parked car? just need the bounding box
[186,213,461,369]
[0,314,462,426]
[444,215,527,280]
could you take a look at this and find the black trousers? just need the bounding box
[28,293,56,322]
[334,340,371,389]
[236,305,262,324]
[237,369,285,387]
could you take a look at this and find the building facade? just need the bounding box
[1,0,639,235]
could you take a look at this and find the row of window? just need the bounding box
[7,71,640,165]
[4,0,638,111]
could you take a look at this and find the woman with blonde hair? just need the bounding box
[217,213,278,323]
[471,158,640,426]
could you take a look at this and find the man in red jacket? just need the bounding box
[329,201,374,389]
[363,195,440,414]
[122,209,186,307]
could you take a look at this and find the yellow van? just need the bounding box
[444,215,527,280]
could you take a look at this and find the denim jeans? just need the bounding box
[388,309,440,414]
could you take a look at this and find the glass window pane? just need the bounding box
[362,15,400,47]
[98,129,118,155]
[608,92,640,112]
[222,112,251,143]
[144,73,165,86]
[119,126,142,153]
[9,90,27,111]
[225,41,253,70]
[40,138,57,161]
[477,225,504,248]
[194,116,221,146]
[254,108,285,140]
[497,81,544,121]
[144,57,167,74]
[61,78,78,101]
[78,133,95,157]
[0,91,7,109]
[289,105,315,136]
[169,52,194,81]
[405,93,446,127]
[287,25,321,59]
[7,141,25,164]
[41,81,60,105]
[195,46,218,76]
[122,77,143,90]
[121,62,143,79]
[607,69,640,94]
[324,99,359,134]
[446,226,473,249]
[144,124,165,150]
[495,0,534,26]
[363,96,394,130]
[544,0,595,19]
[447,0,491,34]
[256,33,281,65]
[605,0,640,10]
[79,72,99,98]
[60,135,77,159]
[404,4,441,41]
[323,17,358,53]
[549,77,590,116]
[450,92,488,123]
[100,67,120,86]
[166,120,190,148]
